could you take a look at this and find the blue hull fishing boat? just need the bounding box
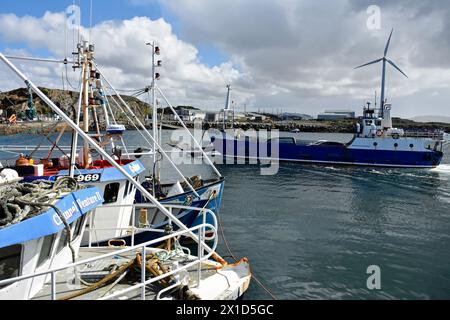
[136,177,224,225]
[211,30,449,168]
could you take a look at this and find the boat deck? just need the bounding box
[32,247,250,300]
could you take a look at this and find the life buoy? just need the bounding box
[8,114,17,124]
[376,130,383,137]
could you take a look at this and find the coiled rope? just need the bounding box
[0,177,82,264]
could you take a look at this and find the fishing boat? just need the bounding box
[0,53,251,300]
[0,178,104,299]
[0,40,224,244]
[0,42,146,245]
[0,176,249,300]
[210,30,449,168]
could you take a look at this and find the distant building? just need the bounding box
[281,112,313,121]
[317,110,356,120]
[204,111,247,122]
[175,108,206,121]
[245,113,267,122]
[205,111,221,122]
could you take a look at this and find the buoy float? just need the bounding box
[15,155,30,166]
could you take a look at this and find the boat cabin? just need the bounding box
[0,185,103,300]
[8,159,146,245]
[357,103,404,139]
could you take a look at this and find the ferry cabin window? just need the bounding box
[103,182,120,204]
[37,234,56,267]
[0,244,22,288]
[365,120,373,126]
[375,120,382,126]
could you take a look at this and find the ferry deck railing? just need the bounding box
[359,130,446,140]
[0,204,219,300]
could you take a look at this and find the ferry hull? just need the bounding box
[212,137,443,168]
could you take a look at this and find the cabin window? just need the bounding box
[123,180,134,197]
[365,120,373,125]
[375,120,382,126]
[72,215,86,240]
[37,234,56,267]
[56,228,69,254]
[0,244,22,288]
[103,182,120,204]
[124,180,130,197]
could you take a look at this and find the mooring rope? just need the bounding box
[214,197,279,300]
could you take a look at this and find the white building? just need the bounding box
[317,110,356,120]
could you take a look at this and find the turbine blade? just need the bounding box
[354,58,383,69]
[384,28,394,57]
[387,59,408,78]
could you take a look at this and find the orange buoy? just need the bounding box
[15,155,30,166]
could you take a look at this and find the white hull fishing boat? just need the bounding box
[0,52,252,300]
[0,178,104,300]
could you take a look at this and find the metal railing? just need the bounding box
[86,203,218,248]
[358,130,446,140]
[402,131,446,140]
[0,221,218,300]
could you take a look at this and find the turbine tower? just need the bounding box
[355,29,408,117]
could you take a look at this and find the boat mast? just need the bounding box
[146,41,161,182]
[82,41,91,168]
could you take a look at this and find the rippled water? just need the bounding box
[215,133,450,300]
[1,131,450,299]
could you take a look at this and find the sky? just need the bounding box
[0,0,450,118]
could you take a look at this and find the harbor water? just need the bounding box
[1,130,450,300]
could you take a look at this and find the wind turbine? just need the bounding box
[355,29,408,117]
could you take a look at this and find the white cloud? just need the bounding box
[2,2,450,117]
[155,0,450,117]
[0,12,248,110]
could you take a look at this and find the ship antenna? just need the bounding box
[374,91,377,108]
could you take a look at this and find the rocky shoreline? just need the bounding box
[0,121,67,136]
[2,117,450,136]
[2,87,450,136]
